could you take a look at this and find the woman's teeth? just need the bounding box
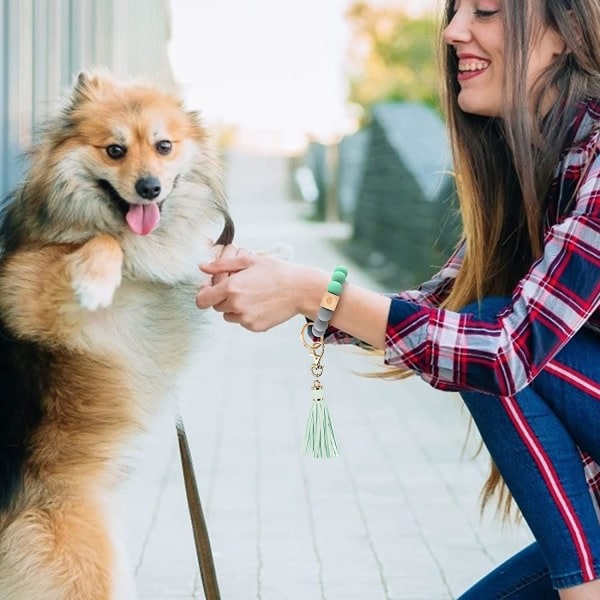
[458,61,489,72]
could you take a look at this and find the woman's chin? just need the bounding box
[457,94,499,118]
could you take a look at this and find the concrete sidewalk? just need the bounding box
[123,151,534,600]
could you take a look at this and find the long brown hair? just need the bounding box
[439,0,600,516]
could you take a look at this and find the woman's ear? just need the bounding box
[548,26,568,57]
[558,9,583,55]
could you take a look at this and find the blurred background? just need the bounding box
[0,0,458,289]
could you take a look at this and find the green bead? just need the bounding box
[327,280,343,295]
[331,270,347,284]
[334,265,348,277]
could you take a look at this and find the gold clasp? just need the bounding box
[301,322,326,379]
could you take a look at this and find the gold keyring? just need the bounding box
[300,322,324,353]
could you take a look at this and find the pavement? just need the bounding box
[122,151,534,600]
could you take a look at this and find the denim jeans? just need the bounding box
[455,298,600,598]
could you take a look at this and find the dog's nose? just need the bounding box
[135,177,161,200]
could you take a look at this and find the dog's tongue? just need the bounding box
[126,203,160,235]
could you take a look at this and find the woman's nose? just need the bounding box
[443,9,472,45]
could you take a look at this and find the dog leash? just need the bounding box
[176,416,221,600]
[174,214,233,599]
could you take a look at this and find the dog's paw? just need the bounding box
[72,270,122,310]
[69,235,123,311]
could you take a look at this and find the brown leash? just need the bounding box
[176,416,221,600]
[174,214,231,598]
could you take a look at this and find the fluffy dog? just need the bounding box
[0,71,234,599]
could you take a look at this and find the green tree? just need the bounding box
[345,2,440,123]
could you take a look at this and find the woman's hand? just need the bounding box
[198,244,390,348]
[207,243,246,285]
[196,247,329,332]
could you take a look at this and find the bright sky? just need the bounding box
[168,0,438,152]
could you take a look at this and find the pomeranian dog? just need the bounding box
[0,70,234,599]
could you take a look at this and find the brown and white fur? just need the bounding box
[0,70,234,599]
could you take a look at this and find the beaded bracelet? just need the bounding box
[301,265,348,459]
[309,265,348,339]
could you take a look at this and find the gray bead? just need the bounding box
[312,323,327,336]
[313,317,328,330]
[317,307,334,322]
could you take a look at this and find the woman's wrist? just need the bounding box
[284,262,389,348]
[292,265,331,321]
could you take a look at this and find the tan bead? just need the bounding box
[320,292,340,310]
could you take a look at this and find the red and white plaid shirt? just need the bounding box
[327,99,600,510]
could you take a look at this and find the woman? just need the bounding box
[196,1,600,598]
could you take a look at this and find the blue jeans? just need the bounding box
[456,298,600,599]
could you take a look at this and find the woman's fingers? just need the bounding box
[196,252,299,332]
[197,248,250,309]
[196,255,252,310]
[210,244,239,284]
[195,280,228,309]
[223,312,242,324]
[200,253,253,275]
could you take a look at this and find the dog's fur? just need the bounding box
[0,71,234,599]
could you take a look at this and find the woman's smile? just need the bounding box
[457,54,491,82]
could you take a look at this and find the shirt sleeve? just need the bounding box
[385,151,600,396]
[324,241,464,347]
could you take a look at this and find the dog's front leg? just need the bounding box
[67,234,123,311]
[0,234,123,342]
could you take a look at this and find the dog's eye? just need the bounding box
[155,140,172,156]
[106,144,127,160]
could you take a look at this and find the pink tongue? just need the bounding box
[125,203,161,235]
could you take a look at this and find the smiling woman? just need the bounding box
[195,0,600,598]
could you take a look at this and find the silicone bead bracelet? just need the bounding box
[310,265,348,338]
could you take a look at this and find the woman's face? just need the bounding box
[443,0,566,117]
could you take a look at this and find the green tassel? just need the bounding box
[303,384,339,458]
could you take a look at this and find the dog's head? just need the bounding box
[63,71,219,237]
[6,70,233,277]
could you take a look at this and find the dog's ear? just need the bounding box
[75,71,96,92]
[70,69,112,105]
[58,69,113,124]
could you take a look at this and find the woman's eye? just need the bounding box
[474,9,500,18]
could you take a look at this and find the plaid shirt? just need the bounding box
[327,99,600,513]
[328,99,600,396]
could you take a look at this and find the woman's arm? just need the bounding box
[322,240,465,348]
[197,134,600,397]
[384,144,600,396]
[195,254,391,350]
[197,238,465,351]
